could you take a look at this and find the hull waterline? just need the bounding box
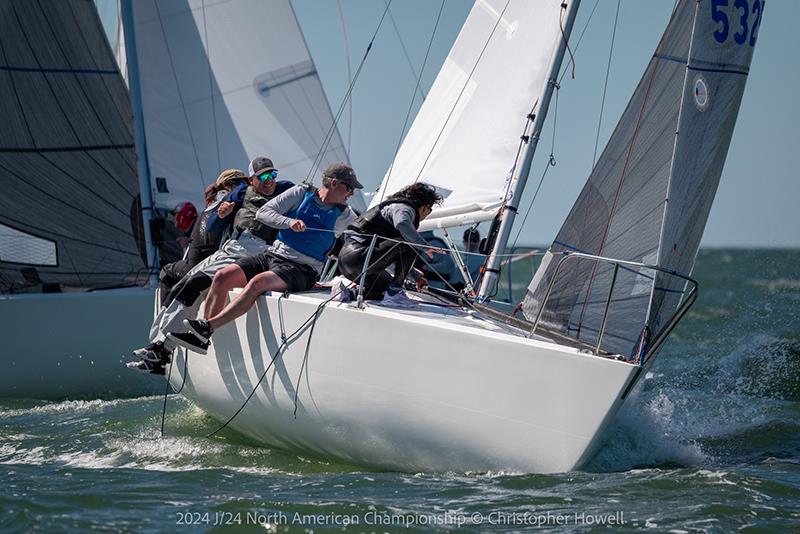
[170,290,640,473]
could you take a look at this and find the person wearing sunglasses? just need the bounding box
[335,182,443,308]
[169,163,363,354]
[128,157,294,374]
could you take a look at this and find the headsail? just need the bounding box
[0,0,146,292]
[127,0,349,210]
[522,0,762,357]
[371,0,566,230]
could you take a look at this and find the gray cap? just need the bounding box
[323,162,363,189]
[248,156,275,177]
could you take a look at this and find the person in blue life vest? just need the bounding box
[336,182,444,307]
[169,163,361,353]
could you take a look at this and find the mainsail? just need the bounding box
[126,0,350,211]
[522,0,761,357]
[371,0,566,230]
[0,0,146,292]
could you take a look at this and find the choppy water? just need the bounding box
[2,249,799,532]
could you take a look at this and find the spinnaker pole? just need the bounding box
[478,0,580,301]
[120,0,159,286]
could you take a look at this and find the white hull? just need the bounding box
[170,290,641,473]
[0,287,162,399]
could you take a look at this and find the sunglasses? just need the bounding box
[257,169,279,182]
[338,181,354,193]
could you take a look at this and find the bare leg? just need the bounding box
[204,264,248,319]
[207,271,288,330]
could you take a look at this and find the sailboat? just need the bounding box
[164,0,761,473]
[0,0,352,399]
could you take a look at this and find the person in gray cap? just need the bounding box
[169,163,362,353]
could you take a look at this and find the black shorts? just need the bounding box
[236,251,318,292]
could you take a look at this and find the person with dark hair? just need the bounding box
[336,182,443,307]
[156,169,247,306]
[169,163,361,354]
[128,157,293,373]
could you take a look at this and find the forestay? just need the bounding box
[522,0,761,357]
[0,0,146,292]
[127,0,349,210]
[371,0,565,230]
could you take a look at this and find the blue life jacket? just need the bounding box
[278,190,342,261]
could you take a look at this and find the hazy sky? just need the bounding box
[291,0,798,247]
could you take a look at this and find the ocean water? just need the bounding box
[1,249,798,532]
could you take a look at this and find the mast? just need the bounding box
[478,0,580,301]
[120,0,159,286]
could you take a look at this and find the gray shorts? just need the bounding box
[236,251,318,292]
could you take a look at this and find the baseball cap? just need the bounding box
[323,162,363,189]
[248,157,276,177]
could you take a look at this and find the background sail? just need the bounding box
[0,0,146,292]
[522,0,760,357]
[371,0,565,230]
[128,0,349,211]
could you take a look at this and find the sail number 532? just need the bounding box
[711,0,763,46]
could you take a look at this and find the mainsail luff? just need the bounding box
[0,0,146,292]
[522,0,761,358]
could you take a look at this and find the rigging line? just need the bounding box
[510,83,561,251]
[378,0,446,203]
[592,0,621,167]
[412,0,511,185]
[152,0,206,187]
[160,348,189,438]
[558,0,600,83]
[385,0,428,101]
[303,0,394,185]
[205,241,405,438]
[575,24,676,339]
[336,0,353,154]
[201,0,221,174]
[559,2,576,80]
[292,303,324,418]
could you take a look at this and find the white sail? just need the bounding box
[128,0,349,210]
[371,0,565,230]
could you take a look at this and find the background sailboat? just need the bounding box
[0,0,354,399]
